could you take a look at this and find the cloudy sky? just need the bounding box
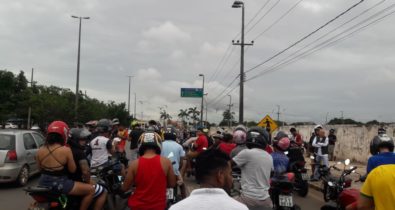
[1,0,395,124]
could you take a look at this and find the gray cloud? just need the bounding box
[1,0,395,124]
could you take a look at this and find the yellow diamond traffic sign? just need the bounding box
[257,115,278,133]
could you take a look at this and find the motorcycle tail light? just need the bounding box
[50,202,59,208]
[343,179,352,188]
[297,161,305,167]
[31,195,48,202]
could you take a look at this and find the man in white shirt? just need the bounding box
[170,149,248,210]
[312,128,329,181]
[233,128,273,210]
[90,119,114,167]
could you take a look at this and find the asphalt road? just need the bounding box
[0,175,327,210]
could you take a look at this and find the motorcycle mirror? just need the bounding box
[310,156,315,160]
[284,151,289,155]
[337,161,342,165]
[345,159,351,166]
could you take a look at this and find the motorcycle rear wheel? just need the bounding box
[323,183,331,202]
[297,180,309,197]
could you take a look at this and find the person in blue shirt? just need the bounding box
[271,131,291,177]
[161,126,186,198]
[367,135,395,174]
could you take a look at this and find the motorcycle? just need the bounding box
[287,147,309,197]
[318,159,359,210]
[25,161,130,210]
[270,174,301,210]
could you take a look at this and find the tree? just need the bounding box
[327,118,362,125]
[188,107,200,127]
[219,109,236,126]
[178,109,189,126]
[246,121,258,127]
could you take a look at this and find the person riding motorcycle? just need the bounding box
[89,119,115,168]
[122,129,176,210]
[232,127,273,210]
[367,128,395,174]
[182,127,208,179]
[230,129,247,158]
[271,132,291,177]
[248,126,273,154]
[36,121,95,210]
[161,126,187,199]
[68,128,107,210]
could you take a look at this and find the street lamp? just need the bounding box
[71,15,90,123]
[199,74,205,127]
[127,75,134,117]
[232,0,252,124]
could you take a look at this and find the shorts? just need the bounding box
[39,174,75,194]
[94,184,106,198]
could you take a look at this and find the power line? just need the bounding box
[210,84,239,108]
[245,0,281,35]
[207,46,237,87]
[208,75,239,106]
[245,0,365,74]
[252,0,304,41]
[246,4,395,82]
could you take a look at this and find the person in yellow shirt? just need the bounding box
[358,164,395,210]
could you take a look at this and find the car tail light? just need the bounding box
[5,150,17,162]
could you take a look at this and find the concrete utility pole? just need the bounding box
[232,0,253,124]
[199,74,205,127]
[228,94,233,128]
[134,93,137,119]
[276,105,280,122]
[27,68,34,129]
[127,76,134,116]
[71,15,90,123]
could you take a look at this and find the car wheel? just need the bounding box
[17,165,29,186]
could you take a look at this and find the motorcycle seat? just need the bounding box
[24,186,52,193]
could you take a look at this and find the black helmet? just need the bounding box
[68,128,91,148]
[164,126,177,140]
[97,119,112,133]
[247,126,270,149]
[370,134,394,155]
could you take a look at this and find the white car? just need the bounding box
[5,123,18,129]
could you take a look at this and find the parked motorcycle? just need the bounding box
[318,159,360,210]
[270,174,301,210]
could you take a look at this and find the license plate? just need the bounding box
[279,195,293,207]
[301,173,309,180]
[166,188,174,200]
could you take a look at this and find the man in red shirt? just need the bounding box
[182,127,208,178]
[290,127,303,147]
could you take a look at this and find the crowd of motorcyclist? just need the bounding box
[30,118,395,210]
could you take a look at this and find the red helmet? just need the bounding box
[275,137,291,151]
[47,121,69,143]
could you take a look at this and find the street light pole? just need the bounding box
[27,68,34,129]
[232,1,253,124]
[127,76,134,116]
[134,93,137,119]
[71,15,90,123]
[199,74,205,127]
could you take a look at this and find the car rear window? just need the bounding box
[0,134,16,150]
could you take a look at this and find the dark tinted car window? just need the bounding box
[0,134,16,150]
[32,133,45,146]
[24,133,38,150]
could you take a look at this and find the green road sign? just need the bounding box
[181,88,203,98]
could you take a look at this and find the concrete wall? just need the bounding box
[280,125,395,164]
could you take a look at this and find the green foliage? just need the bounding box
[219,109,236,126]
[327,118,363,125]
[0,69,129,127]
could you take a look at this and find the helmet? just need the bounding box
[378,127,386,135]
[97,119,112,133]
[234,124,247,133]
[274,136,291,151]
[314,125,323,130]
[247,126,270,149]
[370,133,394,155]
[68,128,91,147]
[274,131,289,141]
[233,130,247,144]
[112,118,120,125]
[47,121,69,144]
[164,126,177,140]
[138,131,162,155]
